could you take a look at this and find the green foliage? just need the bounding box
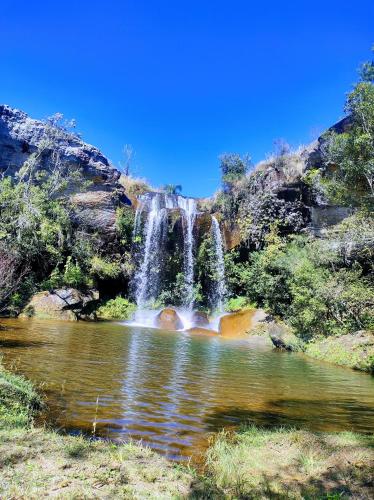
[226,222,374,339]
[96,297,136,320]
[90,256,122,280]
[162,184,182,195]
[0,363,42,429]
[322,50,374,208]
[115,206,134,247]
[219,153,250,192]
[63,257,88,288]
[225,296,253,312]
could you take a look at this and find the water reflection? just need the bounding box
[1,319,374,460]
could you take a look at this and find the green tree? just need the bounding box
[323,47,374,208]
[162,184,182,195]
[219,153,250,192]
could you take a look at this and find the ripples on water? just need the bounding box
[1,319,374,460]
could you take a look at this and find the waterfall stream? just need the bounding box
[211,216,226,312]
[134,194,167,308]
[178,197,196,309]
[133,193,197,311]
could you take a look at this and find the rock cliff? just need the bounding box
[0,104,131,236]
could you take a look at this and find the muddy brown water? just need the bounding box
[1,319,374,461]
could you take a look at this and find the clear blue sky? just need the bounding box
[1,1,373,197]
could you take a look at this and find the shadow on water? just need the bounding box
[0,338,53,349]
[205,398,374,435]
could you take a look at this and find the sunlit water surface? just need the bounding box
[1,319,374,460]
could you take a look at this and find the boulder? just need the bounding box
[20,288,99,321]
[155,308,184,331]
[219,309,256,337]
[192,311,209,327]
[268,322,304,351]
[70,190,130,234]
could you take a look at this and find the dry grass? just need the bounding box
[194,425,374,499]
[0,427,192,499]
[119,174,154,197]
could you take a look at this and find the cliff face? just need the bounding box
[0,104,351,246]
[0,105,131,235]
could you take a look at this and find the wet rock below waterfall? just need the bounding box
[155,308,184,331]
[192,311,209,327]
[219,309,256,337]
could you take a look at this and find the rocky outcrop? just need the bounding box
[70,191,130,234]
[0,105,131,237]
[268,322,304,351]
[20,288,99,321]
[155,308,184,331]
[0,105,118,185]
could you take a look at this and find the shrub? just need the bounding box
[96,297,136,320]
[225,296,253,312]
[90,256,122,280]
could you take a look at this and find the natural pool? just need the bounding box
[1,319,374,460]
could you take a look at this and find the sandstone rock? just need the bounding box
[155,308,184,331]
[192,311,209,327]
[219,309,256,337]
[20,288,99,321]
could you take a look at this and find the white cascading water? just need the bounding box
[130,194,226,330]
[178,197,196,309]
[132,193,197,325]
[134,193,167,309]
[211,216,226,312]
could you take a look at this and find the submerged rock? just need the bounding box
[155,308,184,331]
[20,288,99,321]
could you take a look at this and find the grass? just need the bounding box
[0,362,42,429]
[195,425,374,499]
[305,333,374,373]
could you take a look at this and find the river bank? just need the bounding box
[1,362,374,499]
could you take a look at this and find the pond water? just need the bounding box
[1,319,374,460]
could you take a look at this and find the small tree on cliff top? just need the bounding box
[220,153,250,192]
[163,184,182,195]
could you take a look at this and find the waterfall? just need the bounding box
[211,216,226,312]
[134,193,168,308]
[178,197,196,309]
[133,193,197,311]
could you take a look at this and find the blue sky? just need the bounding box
[1,1,373,197]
